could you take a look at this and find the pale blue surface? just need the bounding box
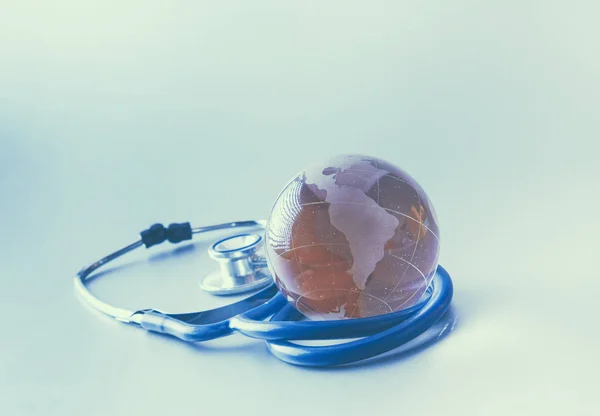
[1,1,599,415]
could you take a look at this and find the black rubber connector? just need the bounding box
[140,222,192,248]
[167,222,192,244]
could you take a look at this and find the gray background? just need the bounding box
[1,1,598,415]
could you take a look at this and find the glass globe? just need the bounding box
[265,155,440,320]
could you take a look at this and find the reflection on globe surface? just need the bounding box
[265,155,440,320]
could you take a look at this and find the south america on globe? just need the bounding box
[265,155,440,320]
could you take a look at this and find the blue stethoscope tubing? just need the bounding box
[94,265,453,367]
[76,220,454,367]
[234,266,453,366]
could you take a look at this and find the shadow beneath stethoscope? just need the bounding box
[82,242,202,286]
[147,243,199,263]
[300,306,458,372]
[148,329,277,364]
[152,306,458,369]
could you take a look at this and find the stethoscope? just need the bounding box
[75,219,454,367]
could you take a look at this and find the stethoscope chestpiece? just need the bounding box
[199,233,273,295]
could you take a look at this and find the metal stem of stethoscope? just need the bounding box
[74,220,454,366]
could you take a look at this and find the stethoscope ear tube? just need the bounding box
[262,266,453,367]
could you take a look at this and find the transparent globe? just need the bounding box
[265,155,440,320]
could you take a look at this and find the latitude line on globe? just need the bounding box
[320,168,411,187]
[297,201,440,243]
[387,253,429,309]
[276,243,350,258]
[297,288,393,317]
[389,254,427,280]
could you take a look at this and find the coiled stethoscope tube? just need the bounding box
[75,220,453,366]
